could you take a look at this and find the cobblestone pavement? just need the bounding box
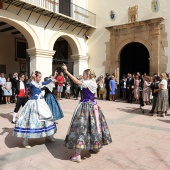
[0,99,170,170]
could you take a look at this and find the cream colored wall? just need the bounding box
[88,0,170,76]
[0,33,20,76]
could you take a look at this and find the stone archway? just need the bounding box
[105,17,168,83]
[0,10,40,76]
[49,30,88,76]
[49,30,82,55]
[0,9,40,48]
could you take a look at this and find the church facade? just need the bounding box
[88,0,170,81]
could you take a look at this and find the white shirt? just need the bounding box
[20,81,25,90]
[159,79,167,89]
[0,77,6,85]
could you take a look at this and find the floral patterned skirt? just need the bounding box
[64,102,112,150]
[155,89,169,112]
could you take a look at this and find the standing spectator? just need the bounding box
[167,73,170,106]
[109,75,117,101]
[134,75,140,104]
[11,72,18,103]
[149,77,154,104]
[3,77,12,104]
[137,72,143,88]
[126,73,134,103]
[56,72,65,100]
[97,76,104,100]
[75,75,83,100]
[120,75,127,100]
[150,76,160,115]
[0,73,6,103]
[104,73,110,100]
[142,76,151,105]
[155,73,169,117]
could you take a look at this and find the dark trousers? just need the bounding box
[76,87,82,99]
[14,97,27,113]
[168,91,170,106]
[11,88,16,102]
[97,87,99,98]
[151,96,157,112]
[127,89,133,103]
[106,87,110,100]
[0,85,2,101]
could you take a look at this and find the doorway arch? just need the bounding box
[119,42,150,78]
[49,30,83,74]
[0,9,40,48]
[49,30,82,55]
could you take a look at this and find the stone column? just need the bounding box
[150,27,160,75]
[70,54,89,77]
[27,48,55,78]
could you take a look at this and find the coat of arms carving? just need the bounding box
[151,0,160,12]
[128,5,138,23]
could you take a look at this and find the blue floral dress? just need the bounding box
[13,79,56,138]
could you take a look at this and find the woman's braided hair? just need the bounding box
[84,69,95,79]
[35,71,41,77]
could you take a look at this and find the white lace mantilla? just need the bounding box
[82,79,97,94]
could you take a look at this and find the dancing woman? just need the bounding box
[13,71,57,148]
[42,77,64,123]
[62,64,112,163]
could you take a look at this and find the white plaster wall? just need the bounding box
[88,0,169,77]
[0,33,20,76]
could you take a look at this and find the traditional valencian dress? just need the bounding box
[42,82,64,121]
[13,79,56,138]
[64,79,112,150]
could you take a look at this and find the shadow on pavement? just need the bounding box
[116,107,151,116]
[0,112,13,123]
[45,139,91,161]
[0,127,23,148]
[157,119,170,124]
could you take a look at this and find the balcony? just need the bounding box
[0,0,96,29]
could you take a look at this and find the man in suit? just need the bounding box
[12,73,27,124]
[104,73,110,100]
[126,73,134,103]
[11,72,18,103]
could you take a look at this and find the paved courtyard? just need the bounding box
[0,99,170,170]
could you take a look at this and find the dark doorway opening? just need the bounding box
[120,42,150,79]
[53,38,73,74]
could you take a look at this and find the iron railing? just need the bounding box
[21,0,96,27]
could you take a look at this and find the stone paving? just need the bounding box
[0,99,170,170]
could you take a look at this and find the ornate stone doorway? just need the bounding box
[120,42,150,78]
[105,17,167,83]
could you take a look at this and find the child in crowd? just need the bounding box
[65,82,71,99]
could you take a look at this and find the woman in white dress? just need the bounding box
[142,76,151,105]
[3,77,12,104]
